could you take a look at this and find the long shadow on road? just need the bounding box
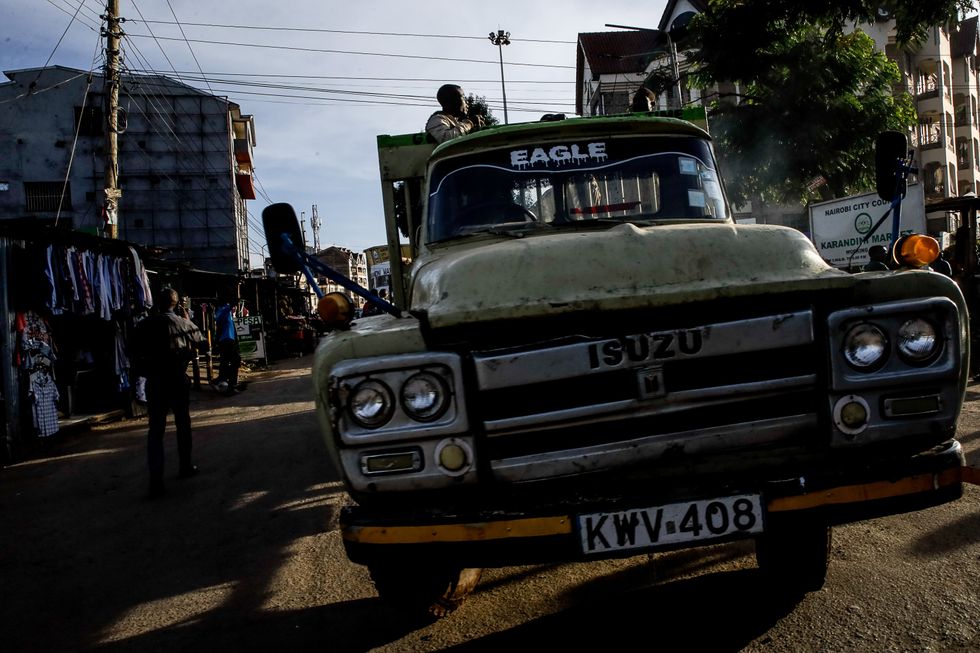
[0,360,350,653]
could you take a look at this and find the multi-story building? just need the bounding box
[577,5,980,235]
[863,16,980,207]
[0,65,256,274]
[315,246,369,307]
[576,30,664,116]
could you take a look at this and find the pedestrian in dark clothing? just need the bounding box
[931,251,953,277]
[214,299,241,395]
[863,245,890,272]
[132,288,204,498]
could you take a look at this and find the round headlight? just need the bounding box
[897,318,938,362]
[400,371,449,422]
[348,379,394,428]
[843,323,888,370]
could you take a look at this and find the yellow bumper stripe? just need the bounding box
[343,468,967,545]
[343,516,573,544]
[766,468,962,512]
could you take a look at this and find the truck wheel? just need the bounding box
[755,521,832,595]
[368,564,482,618]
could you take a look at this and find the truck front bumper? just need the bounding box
[340,440,966,568]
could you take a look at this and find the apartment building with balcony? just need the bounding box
[863,16,980,206]
[0,66,256,274]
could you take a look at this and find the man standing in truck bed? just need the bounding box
[425,84,481,144]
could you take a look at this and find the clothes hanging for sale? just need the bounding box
[15,310,60,438]
[29,371,60,438]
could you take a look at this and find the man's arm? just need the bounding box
[425,112,474,143]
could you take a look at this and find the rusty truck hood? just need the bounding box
[410,222,855,329]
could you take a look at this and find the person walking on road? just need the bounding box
[132,288,204,499]
[214,296,241,396]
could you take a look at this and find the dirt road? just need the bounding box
[1,356,978,652]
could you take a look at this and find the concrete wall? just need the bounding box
[0,67,252,274]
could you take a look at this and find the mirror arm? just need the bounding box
[887,151,917,257]
[280,234,403,318]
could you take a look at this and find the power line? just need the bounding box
[122,77,573,104]
[33,0,89,91]
[147,86,573,113]
[130,1,187,88]
[43,0,100,32]
[123,68,573,84]
[164,0,216,97]
[123,33,576,69]
[123,19,576,44]
[0,70,91,105]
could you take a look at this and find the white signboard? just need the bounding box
[808,184,925,269]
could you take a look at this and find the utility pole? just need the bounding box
[488,30,511,124]
[103,0,122,238]
[311,204,321,253]
[300,211,307,250]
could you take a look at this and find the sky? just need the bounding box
[0,0,668,267]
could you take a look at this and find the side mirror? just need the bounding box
[875,131,908,201]
[262,203,305,273]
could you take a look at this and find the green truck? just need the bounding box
[267,109,968,617]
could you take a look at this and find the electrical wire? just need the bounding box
[164,0,216,97]
[0,71,91,105]
[32,0,89,92]
[123,20,576,44]
[123,69,573,84]
[121,77,573,105]
[55,28,105,226]
[122,33,576,69]
[43,0,100,32]
[130,1,188,90]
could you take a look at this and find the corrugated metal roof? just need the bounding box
[578,31,664,76]
[576,31,666,114]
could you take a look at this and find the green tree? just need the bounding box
[685,0,970,205]
[466,93,499,127]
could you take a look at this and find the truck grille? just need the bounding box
[470,310,820,482]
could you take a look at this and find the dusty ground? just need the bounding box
[1,355,978,652]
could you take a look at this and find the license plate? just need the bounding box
[577,494,764,555]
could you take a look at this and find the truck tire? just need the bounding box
[368,564,482,618]
[755,521,832,595]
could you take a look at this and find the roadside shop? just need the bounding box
[0,225,153,462]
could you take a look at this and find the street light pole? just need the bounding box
[489,29,511,124]
[605,23,681,109]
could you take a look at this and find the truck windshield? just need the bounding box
[426,135,728,243]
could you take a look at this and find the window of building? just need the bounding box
[918,115,942,147]
[957,137,970,168]
[923,162,944,198]
[949,163,957,194]
[24,181,70,212]
[975,138,980,170]
[74,105,104,136]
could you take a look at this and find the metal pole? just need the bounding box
[666,33,681,109]
[0,237,21,462]
[489,30,511,124]
[497,42,508,124]
[103,0,122,238]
